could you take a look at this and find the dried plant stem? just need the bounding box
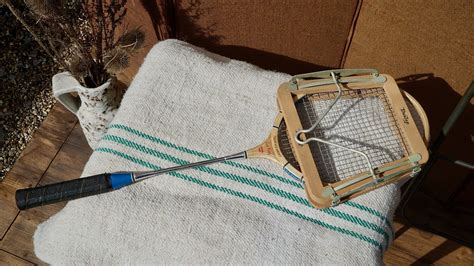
[156,2,167,40]
[4,1,53,59]
[95,0,103,63]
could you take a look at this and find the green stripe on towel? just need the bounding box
[109,124,303,188]
[95,147,384,252]
[102,134,391,250]
[109,123,394,238]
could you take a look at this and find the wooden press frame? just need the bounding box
[277,70,429,208]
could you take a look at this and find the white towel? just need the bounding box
[34,40,399,264]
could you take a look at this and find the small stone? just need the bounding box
[0,129,4,143]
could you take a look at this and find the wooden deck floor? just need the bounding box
[0,104,473,265]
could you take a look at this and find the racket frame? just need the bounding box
[277,70,429,208]
[245,113,303,181]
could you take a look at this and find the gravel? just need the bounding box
[0,6,58,180]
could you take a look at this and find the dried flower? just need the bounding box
[117,28,145,53]
[24,0,62,18]
[104,47,129,74]
[68,54,90,78]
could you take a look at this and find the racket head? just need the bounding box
[277,72,429,208]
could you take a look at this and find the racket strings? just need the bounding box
[278,120,301,172]
[296,87,408,183]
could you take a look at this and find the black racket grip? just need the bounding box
[16,173,113,210]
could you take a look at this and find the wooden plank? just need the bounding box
[0,250,34,265]
[1,104,76,188]
[0,182,20,238]
[0,104,76,238]
[37,134,92,186]
[0,130,91,265]
[65,124,92,149]
[33,104,77,143]
[3,133,63,188]
[0,208,51,265]
[384,221,474,265]
[3,103,77,186]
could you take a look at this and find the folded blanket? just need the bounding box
[34,40,398,264]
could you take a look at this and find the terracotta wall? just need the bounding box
[174,0,359,74]
[344,0,473,201]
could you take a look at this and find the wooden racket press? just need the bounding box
[276,69,429,208]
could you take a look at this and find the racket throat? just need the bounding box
[245,134,284,163]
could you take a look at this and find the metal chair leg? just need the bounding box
[399,81,474,244]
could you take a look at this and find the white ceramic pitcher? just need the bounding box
[52,72,123,148]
